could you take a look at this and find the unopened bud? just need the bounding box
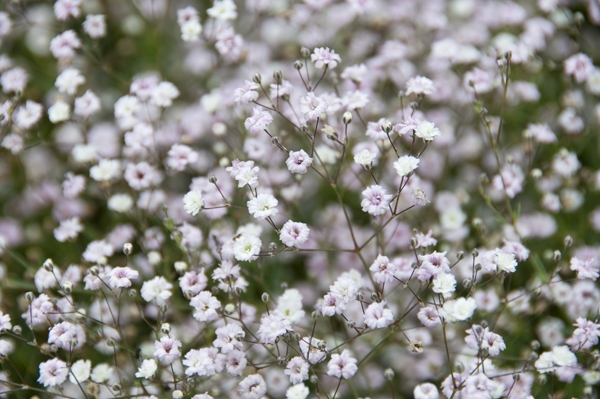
[553,250,561,261]
[355,292,364,301]
[50,344,59,352]
[472,248,479,257]
[537,374,547,385]
[504,51,512,61]
[343,111,352,125]
[25,292,35,303]
[384,368,395,381]
[233,286,243,297]
[70,337,78,348]
[475,263,482,271]
[112,383,122,392]
[43,259,54,272]
[280,282,288,290]
[381,119,393,134]
[564,235,573,247]
[184,290,193,300]
[273,70,283,84]
[300,47,311,58]
[106,338,115,347]
[317,340,327,350]
[410,237,418,248]
[346,320,355,329]
[513,372,520,381]
[235,332,244,341]
[531,340,540,350]
[294,60,303,70]
[12,325,22,335]
[161,323,171,334]
[174,261,188,274]
[479,173,489,185]
[62,281,73,294]
[159,303,168,314]
[268,242,277,252]
[89,266,99,276]
[481,320,488,328]
[370,292,379,301]
[310,375,319,384]
[312,310,321,319]
[128,289,137,298]
[225,303,236,314]
[528,352,539,362]
[252,73,262,84]
[261,292,270,303]
[456,251,465,260]
[277,356,286,365]
[123,243,133,255]
[462,278,472,288]
[208,174,217,184]
[531,168,542,179]
[454,362,465,373]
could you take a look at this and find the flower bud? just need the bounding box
[62,281,73,294]
[89,265,99,276]
[564,235,573,247]
[12,325,22,335]
[531,340,540,350]
[252,73,262,84]
[24,292,35,303]
[174,261,188,274]
[261,292,270,303]
[173,390,183,399]
[457,251,465,260]
[159,303,168,314]
[208,174,217,183]
[384,368,395,381]
[235,332,245,341]
[553,250,561,261]
[410,237,418,248]
[128,289,137,298]
[342,111,352,125]
[346,320,355,329]
[122,243,133,255]
[531,168,542,179]
[268,242,277,252]
[161,323,171,334]
[43,258,54,272]
[50,344,59,352]
[184,290,193,300]
[454,361,465,373]
[300,47,310,58]
[277,356,286,365]
[472,248,479,257]
[112,383,122,392]
[233,287,242,297]
[355,292,364,301]
[317,340,327,350]
[381,119,393,134]
[273,70,283,84]
[310,375,318,384]
[70,337,78,348]
[106,338,115,347]
[294,60,303,70]
[225,303,236,314]
[481,320,488,328]
[462,278,472,288]
[475,263,482,271]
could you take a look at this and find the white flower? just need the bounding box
[90,159,121,182]
[354,148,376,166]
[135,359,157,379]
[432,273,457,297]
[414,121,440,141]
[232,233,262,261]
[55,68,85,96]
[183,190,204,216]
[48,100,71,123]
[181,20,202,42]
[247,194,278,219]
[495,250,517,273]
[90,364,113,383]
[439,297,477,322]
[107,193,133,213]
[286,383,310,399]
[552,345,577,366]
[207,0,238,20]
[414,383,439,399]
[393,155,420,177]
[69,359,91,384]
[280,220,310,247]
[150,81,179,108]
[406,76,435,96]
[141,276,173,305]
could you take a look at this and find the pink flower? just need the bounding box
[49,30,82,60]
[179,270,208,296]
[154,336,182,364]
[38,358,69,387]
[564,53,594,83]
[213,323,245,354]
[405,76,435,96]
[570,256,599,280]
[279,220,310,247]
[48,321,86,350]
[361,185,392,216]
[190,291,221,322]
[285,356,309,384]
[167,144,199,171]
[257,313,292,344]
[238,374,267,399]
[286,150,313,174]
[327,349,358,379]
[244,106,273,135]
[417,307,441,328]
[184,348,225,376]
[363,301,394,329]
[369,254,397,284]
[54,0,81,20]
[311,47,341,69]
[107,266,139,289]
[234,80,259,104]
[300,92,328,122]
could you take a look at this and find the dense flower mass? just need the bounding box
[1,1,600,399]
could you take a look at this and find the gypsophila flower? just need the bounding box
[0,312,11,332]
[207,0,238,20]
[354,148,377,166]
[55,68,85,96]
[232,232,262,261]
[181,20,202,42]
[361,185,393,216]
[327,350,358,379]
[417,307,441,328]
[238,374,267,399]
[190,291,221,322]
[439,297,477,322]
[226,350,247,376]
[154,337,182,365]
[54,217,83,242]
[107,193,134,213]
[48,100,70,123]
[234,80,260,104]
[311,47,341,69]
[12,100,43,129]
[370,254,397,284]
[564,53,594,83]
[150,81,179,108]
[300,92,328,121]
[495,250,518,273]
[49,30,81,60]
[414,383,440,399]
[364,301,394,329]
[248,193,278,219]
[414,120,440,141]
[393,155,420,177]
[90,159,121,182]
[244,106,272,135]
[257,313,292,344]
[285,357,309,384]
[69,359,91,384]
[83,14,106,38]
[74,90,101,118]
[1,67,27,93]
[108,266,139,289]
[48,321,86,350]
[183,190,205,215]
[406,76,435,96]
[35,264,62,292]
[184,348,225,376]
[90,364,113,383]
[432,272,457,297]
[135,358,157,379]
[213,323,245,353]
[141,276,173,305]
[38,358,69,387]
[570,256,599,280]
[286,383,310,399]
[286,150,313,174]
[280,220,310,247]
